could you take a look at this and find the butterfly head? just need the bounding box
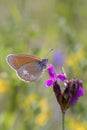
[40,58,48,69]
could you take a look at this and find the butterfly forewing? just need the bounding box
[17,62,43,82]
[7,54,41,70]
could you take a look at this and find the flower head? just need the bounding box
[65,79,84,105]
[45,64,84,112]
[45,64,66,87]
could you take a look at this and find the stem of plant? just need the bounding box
[62,111,65,130]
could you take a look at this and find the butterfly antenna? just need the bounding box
[45,49,54,58]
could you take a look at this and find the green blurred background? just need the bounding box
[0,0,87,130]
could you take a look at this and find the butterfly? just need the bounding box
[6,54,48,82]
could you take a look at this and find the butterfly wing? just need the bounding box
[7,54,41,70]
[17,62,44,82]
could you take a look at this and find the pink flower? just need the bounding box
[45,64,66,87]
[45,64,84,112]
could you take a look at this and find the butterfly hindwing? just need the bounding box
[17,62,43,82]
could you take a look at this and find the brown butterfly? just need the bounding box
[6,54,48,82]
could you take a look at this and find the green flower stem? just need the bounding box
[62,112,65,130]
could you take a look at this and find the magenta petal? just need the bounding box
[77,86,84,97]
[56,74,67,82]
[47,64,56,81]
[45,79,54,87]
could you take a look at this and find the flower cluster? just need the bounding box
[45,65,84,113]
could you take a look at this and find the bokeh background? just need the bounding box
[0,0,87,130]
